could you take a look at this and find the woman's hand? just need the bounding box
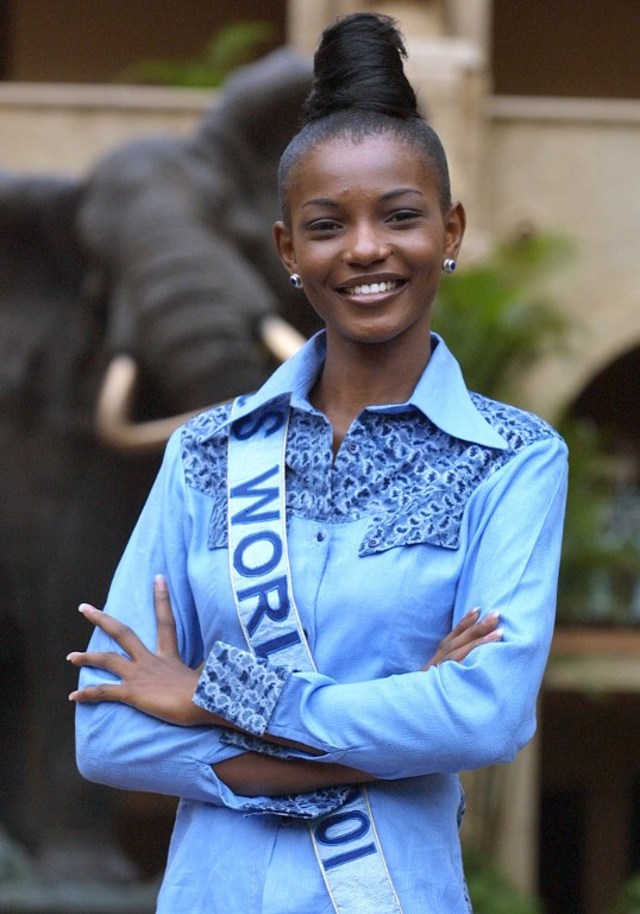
[68,577,500,725]
[67,575,217,728]
[422,608,502,670]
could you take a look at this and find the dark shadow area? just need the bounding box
[493,0,640,99]
[539,786,585,914]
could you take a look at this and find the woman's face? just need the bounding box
[274,132,465,352]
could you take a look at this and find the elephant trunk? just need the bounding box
[95,316,305,454]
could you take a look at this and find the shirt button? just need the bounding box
[368,538,379,549]
[316,530,326,542]
[347,442,358,453]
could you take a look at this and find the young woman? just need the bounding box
[68,13,568,913]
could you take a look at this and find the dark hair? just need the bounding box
[278,12,452,221]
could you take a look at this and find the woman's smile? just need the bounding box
[275,132,464,353]
[338,277,407,305]
[337,276,407,300]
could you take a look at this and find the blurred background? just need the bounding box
[0,2,638,912]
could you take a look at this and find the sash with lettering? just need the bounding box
[226,396,403,914]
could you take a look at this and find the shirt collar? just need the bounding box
[230,331,507,450]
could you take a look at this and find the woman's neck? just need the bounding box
[311,333,432,454]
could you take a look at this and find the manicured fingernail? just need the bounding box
[154,574,167,591]
[65,652,76,661]
[78,603,96,614]
[485,627,504,641]
[466,607,480,618]
[485,611,500,622]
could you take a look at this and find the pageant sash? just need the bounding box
[227,396,403,914]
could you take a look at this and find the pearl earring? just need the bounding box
[289,273,303,289]
[442,258,456,274]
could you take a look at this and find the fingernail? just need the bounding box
[466,607,480,618]
[65,652,76,661]
[78,603,97,614]
[486,627,504,641]
[485,611,500,622]
[154,574,167,591]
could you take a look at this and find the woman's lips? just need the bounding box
[339,279,406,297]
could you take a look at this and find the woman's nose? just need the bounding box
[343,223,390,265]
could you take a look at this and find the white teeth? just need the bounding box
[344,280,401,296]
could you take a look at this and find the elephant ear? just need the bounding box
[0,173,89,420]
[94,316,305,454]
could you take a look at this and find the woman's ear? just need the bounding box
[273,221,297,274]
[444,201,466,260]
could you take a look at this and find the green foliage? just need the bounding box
[433,232,569,401]
[464,850,543,913]
[558,418,640,622]
[612,872,640,913]
[115,21,276,88]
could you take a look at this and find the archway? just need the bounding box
[540,344,640,914]
[572,344,640,462]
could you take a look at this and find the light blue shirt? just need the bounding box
[76,332,568,913]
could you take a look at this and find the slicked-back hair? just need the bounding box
[278,12,452,223]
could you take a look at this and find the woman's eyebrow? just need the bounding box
[381,187,425,201]
[302,188,424,208]
[301,197,339,209]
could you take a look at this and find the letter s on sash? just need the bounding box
[233,408,287,441]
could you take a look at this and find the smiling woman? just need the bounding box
[274,135,465,423]
[69,11,568,914]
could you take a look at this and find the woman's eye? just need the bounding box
[388,210,421,224]
[307,219,340,232]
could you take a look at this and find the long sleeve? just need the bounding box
[195,435,568,779]
[75,430,247,806]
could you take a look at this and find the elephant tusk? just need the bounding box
[94,353,203,455]
[259,314,306,363]
[94,316,306,455]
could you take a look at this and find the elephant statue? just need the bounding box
[0,47,315,882]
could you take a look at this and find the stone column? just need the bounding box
[287,0,448,53]
[446,0,493,58]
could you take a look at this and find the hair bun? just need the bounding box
[303,12,420,123]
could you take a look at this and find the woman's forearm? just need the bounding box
[213,752,376,797]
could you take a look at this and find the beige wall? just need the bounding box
[484,97,640,420]
[0,83,210,175]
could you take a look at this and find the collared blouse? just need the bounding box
[76,332,568,913]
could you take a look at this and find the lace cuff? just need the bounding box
[220,728,292,758]
[234,784,356,821]
[193,641,292,736]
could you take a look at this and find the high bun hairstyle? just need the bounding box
[278,12,452,221]
[302,12,419,122]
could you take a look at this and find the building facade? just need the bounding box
[0,2,639,912]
